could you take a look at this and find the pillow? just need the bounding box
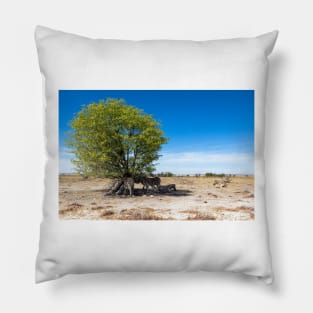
[35,26,278,283]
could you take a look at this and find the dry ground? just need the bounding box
[59,175,254,221]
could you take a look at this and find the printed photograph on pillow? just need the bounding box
[59,90,254,221]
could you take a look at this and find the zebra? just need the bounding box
[123,177,134,197]
[144,177,161,193]
[138,176,161,193]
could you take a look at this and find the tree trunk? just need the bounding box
[107,178,129,196]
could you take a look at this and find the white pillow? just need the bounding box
[35,26,278,283]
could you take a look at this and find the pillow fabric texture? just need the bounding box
[35,26,278,283]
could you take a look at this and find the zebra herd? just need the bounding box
[109,176,161,197]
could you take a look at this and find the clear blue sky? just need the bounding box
[59,90,254,175]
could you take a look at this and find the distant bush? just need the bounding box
[157,172,175,177]
[205,172,226,177]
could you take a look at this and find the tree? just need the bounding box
[66,98,168,178]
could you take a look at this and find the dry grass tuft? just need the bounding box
[214,206,254,219]
[215,206,253,212]
[235,206,254,212]
[180,209,216,220]
[101,210,115,216]
[91,206,104,210]
[59,202,83,213]
[187,212,216,220]
[69,202,83,207]
[119,208,163,220]
[207,192,218,198]
[101,207,171,220]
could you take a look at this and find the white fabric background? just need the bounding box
[0,0,312,312]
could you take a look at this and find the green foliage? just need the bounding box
[66,98,168,178]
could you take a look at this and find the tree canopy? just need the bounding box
[66,98,168,178]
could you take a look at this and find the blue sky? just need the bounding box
[59,90,254,175]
